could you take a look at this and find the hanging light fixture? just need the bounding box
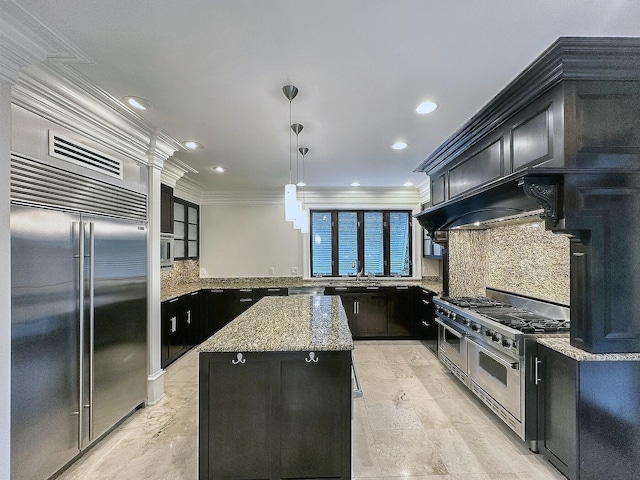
[297,147,308,187]
[282,85,298,222]
[297,146,309,234]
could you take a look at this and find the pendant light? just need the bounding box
[282,85,298,222]
[297,147,309,234]
[297,147,308,187]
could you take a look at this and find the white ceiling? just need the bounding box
[15,0,640,191]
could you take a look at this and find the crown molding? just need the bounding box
[162,157,200,187]
[13,62,182,167]
[0,0,91,83]
[200,186,421,209]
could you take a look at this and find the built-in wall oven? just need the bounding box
[433,289,570,447]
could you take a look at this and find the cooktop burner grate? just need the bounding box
[440,296,510,308]
[475,307,570,333]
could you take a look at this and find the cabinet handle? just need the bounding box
[305,352,319,363]
[191,292,198,296]
[169,297,179,303]
[366,286,379,290]
[266,288,280,292]
[210,289,223,293]
[232,353,246,365]
[534,357,542,385]
[186,310,191,325]
[170,316,177,333]
[335,287,348,291]
[240,288,252,292]
[421,321,430,328]
[422,299,431,306]
[396,286,409,290]
[240,298,253,303]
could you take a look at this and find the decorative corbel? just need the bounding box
[522,177,562,228]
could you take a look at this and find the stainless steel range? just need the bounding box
[433,288,569,447]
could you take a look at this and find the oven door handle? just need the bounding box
[467,338,519,370]
[435,317,465,339]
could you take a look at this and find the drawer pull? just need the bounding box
[305,352,319,363]
[232,353,246,365]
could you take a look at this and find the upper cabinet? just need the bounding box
[160,184,174,233]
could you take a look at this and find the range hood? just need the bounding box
[415,170,561,236]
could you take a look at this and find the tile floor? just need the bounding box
[57,340,566,480]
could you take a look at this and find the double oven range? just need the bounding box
[433,288,569,448]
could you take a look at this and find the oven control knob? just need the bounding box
[471,323,481,332]
[485,329,493,336]
[461,318,470,326]
[502,338,512,348]
[492,333,501,343]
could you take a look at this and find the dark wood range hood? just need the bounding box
[415,37,640,354]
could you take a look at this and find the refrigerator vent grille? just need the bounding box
[11,154,147,221]
[49,131,123,180]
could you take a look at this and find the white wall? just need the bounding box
[199,187,425,279]
[200,203,300,278]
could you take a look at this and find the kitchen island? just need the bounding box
[198,295,354,480]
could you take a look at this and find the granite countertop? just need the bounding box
[198,295,353,353]
[537,336,640,361]
[162,277,442,302]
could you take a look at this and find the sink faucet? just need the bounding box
[353,259,364,281]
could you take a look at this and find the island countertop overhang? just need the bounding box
[198,295,354,353]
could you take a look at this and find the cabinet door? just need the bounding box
[339,293,358,334]
[160,184,174,233]
[356,292,388,337]
[183,291,200,348]
[279,351,351,479]
[199,352,272,480]
[387,287,413,336]
[206,289,231,338]
[537,345,577,479]
[162,297,186,368]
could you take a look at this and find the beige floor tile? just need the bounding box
[56,340,564,480]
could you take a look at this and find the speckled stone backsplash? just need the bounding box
[448,222,570,303]
[161,260,200,288]
[449,230,489,297]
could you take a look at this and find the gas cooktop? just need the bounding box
[438,296,570,334]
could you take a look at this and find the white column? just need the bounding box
[0,79,12,480]
[146,146,165,405]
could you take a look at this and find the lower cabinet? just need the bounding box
[414,288,436,339]
[536,344,640,480]
[203,289,232,340]
[161,292,200,368]
[326,286,436,339]
[387,286,414,336]
[199,350,351,480]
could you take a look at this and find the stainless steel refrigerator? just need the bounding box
[10,155,148,480]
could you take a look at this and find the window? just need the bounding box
[173,197,199,259]
[310,210,412,277]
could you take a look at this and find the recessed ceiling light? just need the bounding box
[392,142,408,150]
[124,96,154,111]
[415,101,439,115]
[183,141,203,150]
[403,181,414,187]
[296,181,306,187]
[212,166,225,173]
[350,181,360,187]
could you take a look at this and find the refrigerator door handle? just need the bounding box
[77,221,85,449]
[88,222,95,441]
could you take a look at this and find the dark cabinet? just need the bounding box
[326,287,387,338]
[160,183,174,233]
[229,288,261,318]
[355,291,387,337]
[536,344,640,480]
[536,344,577,479]
[260,287,288,297]
[414,288,436,339]
[387,286,414,336]
[161,292,200,368]
[203,289,232,340]
[199,350,351,480]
